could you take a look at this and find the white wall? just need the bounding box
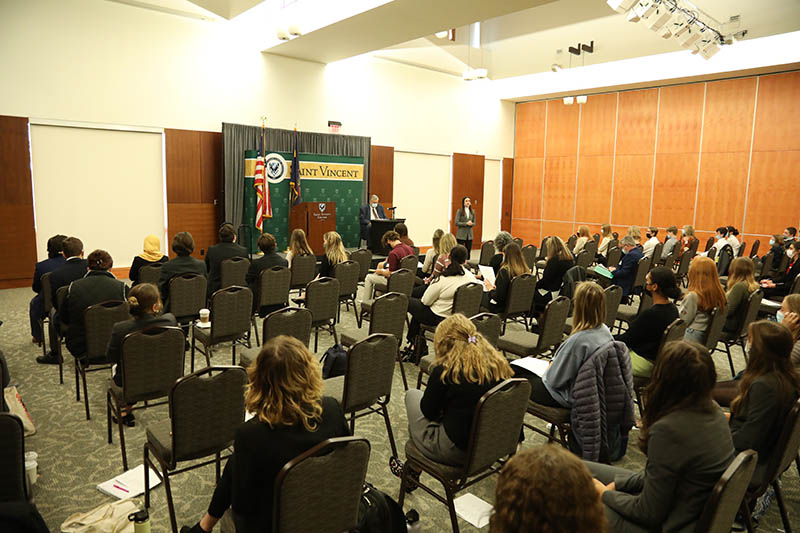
[482,159,502,242]
[0,0,514,257]
[393,152,451,246]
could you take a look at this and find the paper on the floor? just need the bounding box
[510,356,549,377]
[97,464,161,499]
[454,493,493,528]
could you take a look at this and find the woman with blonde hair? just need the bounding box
[723,257,760,333]
[285,228,314,267]
[533,236,574,311]
[412,232,457,298]
[516,281,612,407]
[182,336,348,533]
[627,225,642,244]
[573,225,591,255]
[317,231,347,278]
[679,256,727,343]
[482,243,529,313]
[395,314,513,469]
[422,228,445,275]
[128,234,168,286]
[491,445,606,533]
[597,223,613,259]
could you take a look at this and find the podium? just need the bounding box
[369,218,405,255]
[289,202,336,253]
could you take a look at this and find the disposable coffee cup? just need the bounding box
[25,459,37,486]
[25,451,38,462]
[199,309,210,323]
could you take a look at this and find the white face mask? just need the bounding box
[788,249,795,259]
[770,239,775,246]
[370,203,378,208]
[715,235,722,240]
[777,310,785,323]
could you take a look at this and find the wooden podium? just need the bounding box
[289,202,336,252]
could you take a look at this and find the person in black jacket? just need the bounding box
[533,236,574,312]
[206,223,248,296]
[616,267,681,378]
[482,243,528,313]
[158,232,207,311]
[761,241,800,299]
[246,233,288,317]
[106,282,177,426]
[62,250,129,359]
[128,234,168,286]
[29,234,66,345]
[488,232,514,274]
[38,236,89,365]
[610,236,644,297]
[181,336,349,533]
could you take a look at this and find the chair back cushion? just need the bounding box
[350,249,372,282]
[749,240,760,259]
[695,450,758,533]
[632,257,651,292]
[399,254,418,273]
[478,241,495,266]
[41,272,54,314]
[343,334,397,411]
[221,257,250,289]
[334,261,360,296]
[370,292,408,342]
[290,254,317,289]
[767,400,800,487]
[504,274,536,316]
[606,246,621,269]
[210,287,253,341]
[259,266,291,307]
[263,307,313,347]
[538,296,571,350]
[139,264,162,286]
[386,268,414,297]
[703,307,726,350]
[85,301,130,360]
[470,313,501,348]
[452,282,483,317]
[121,327,185,403]
[169,274,207,319]
[736,290,763,338]
[603,285,624,328]
[306,277,340,324]
[658,319,687,354]
[0,413,27,502]
[521,245,537,272]
[583,240,598,260]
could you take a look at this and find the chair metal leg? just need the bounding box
[314,328,319,352]
[444,483,460,533]
[397,461,410,508]
[382,403,398,457]
[106,391,113,444]
[773,481,792,533]
[741,500,756,533]
[252,316,260,347]
[75,359,80,401]
[58,353,64,385]
[190,335,196,373]
[216,451,221,483]
[232,342,236,365]
[144,446,151,508]
[82,366,91,420]
[163,469,178,533]
[724,342,736,378]
[117,404,128,471]
[396,351,409,391]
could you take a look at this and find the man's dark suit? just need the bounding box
[49,257,89,309]
[359,204,387,241]
[62,271,129,359]
[158,255,208,308]
[29,255,66,341]
[246,252,289,316]
[106,313,178,385]
[612,247,644,297]
[205,242,248,296]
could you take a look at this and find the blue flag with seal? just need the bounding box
[289,129,301,207]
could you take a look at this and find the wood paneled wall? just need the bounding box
[0,116,38,287]
[451,153,485,249]
[165,129,222,259]
[369,145,394,211]
[511,71,800,253]
[501,157,514,232]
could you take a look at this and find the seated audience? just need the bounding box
[412,232,457,299]
[62,250,129,359]
[489,231,514,274]
[661,225,679,259]
[421,229,444,275]
[362,230,414,302]
[616,267,681,378]
[128,234,168,286]
[701,226,730,257]
[572,225,591,255]
[642,226,660,259]
[246,233,288,317]
[395,314,513,469]
[38,236,89,364]
[29,234,66,345]
[404,245,476,357]
[766,233,785,268]
[482,243,528,313]
[318,231,347,278]
[285,228,314,267]
[158,232,207,310]
[490,445,606,533]
[206,223,248,296]
[626,225,642,245]
[723,257,759,334]
[726,225,741,256]
[588,341,734,532]
[680,224,697,257]
[533,236,574,311]
[106,282,177,426]
[679,256,726,343]
[778,294,800,368]
[609,236,643,298]
[394,222,414,247]
[181,336,349,533]
[760,241,800,300]
[516,281,613,408]
[728,321,800,486]
[597,223,613,259]
[784,226,797,246]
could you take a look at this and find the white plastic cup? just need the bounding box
[25,459,37,486]
[25,451,38,462]
[199,308,210,324]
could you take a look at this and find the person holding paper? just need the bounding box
[362,230,414,302]
[533,236,574,313]
[609,236,643,298]
[481,243,528,313]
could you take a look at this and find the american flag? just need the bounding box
[254,128,272,230]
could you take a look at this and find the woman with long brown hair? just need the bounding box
[533,236,574,311]
[679,256,727,343]
[182,336,348,533]
[588,341,734,532]
[778,294,800,368]
[723,257,760,333]
[482,242,529,313]
[285,228,314,267]
[421,228,445,275]
[573,225,591,255]
[597,223,613,259]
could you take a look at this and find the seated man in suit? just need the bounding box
[246,232,289,317]
[38,236,89,364]
[29,234,66,345]
[158,231,208,313]
[609,236,644,297]
[205,223,248,296]
[359,194,386,247]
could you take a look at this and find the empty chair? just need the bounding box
[629,256,651,300]
[478,240,495,266]
[304,277,340,351]
[495,273,537,333]
[77,300,130,420]
[749,239,760,259]
[106,326,185,470]
[191,286,253,371]
[737,241,747,258]
[220,257,250,289]
[349,248,372,285]
[144,366,247,533]
[0,413,28,502]
[603,285,624,330]
[566,234,578,250]
[675,250,693,287]
[512,237,523,247]
[662,250,678,271]
[333,260,360,323]
[168,274,207,325]
[649,243,664,267]
[240,307,313,367]
[498,296,570,359]
[273,437,370,533]
[323,334,399,456]
[521,245,537,272]
[358,268,414,328]
[290,254,317,293]
[251,266,291,345]
[138,264,163,286]
[694,450,758,533]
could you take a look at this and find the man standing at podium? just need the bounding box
[359,194,387,247]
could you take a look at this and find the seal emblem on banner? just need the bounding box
[319,203,326,212]
[264,153,288,183]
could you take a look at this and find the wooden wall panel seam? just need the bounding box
[648,88,661,227]
[609,92,620,224]
[741,77,760,236]
[691,83,708,228]
[572,105,582,234]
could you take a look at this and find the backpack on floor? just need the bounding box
[321,344,347,379]
[355,483,407,533]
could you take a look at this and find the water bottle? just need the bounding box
[406,509,421,532]
[128,509,151,533]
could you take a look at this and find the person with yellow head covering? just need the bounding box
[128,234,168,285]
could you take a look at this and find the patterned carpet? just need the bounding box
[1,282,797,532]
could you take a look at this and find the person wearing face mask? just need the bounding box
[609,236,644,298]
[761,241,800,300]
[766,233,786,268]
[700,226,729,257]
[359,194,387,247]
[641,226,660,260]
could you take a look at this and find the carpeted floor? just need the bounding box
[1,280,797,532]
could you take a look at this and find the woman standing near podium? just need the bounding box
[454,196,475,253]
